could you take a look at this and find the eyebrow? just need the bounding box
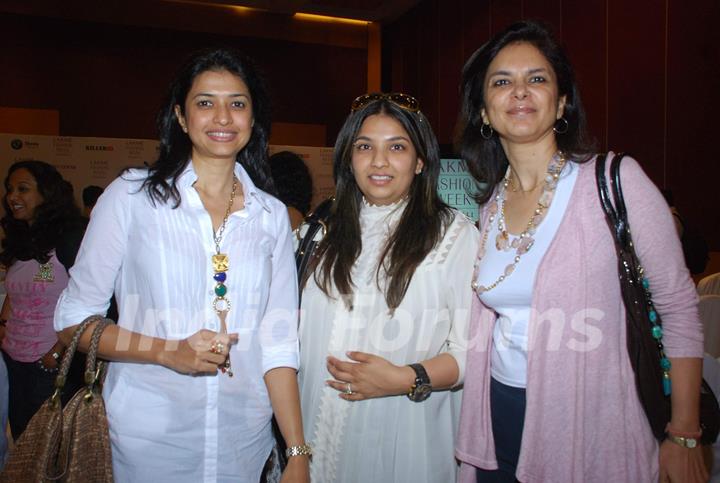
[488,67,549,77]
[192,93,250,99]
[354,135,410,142]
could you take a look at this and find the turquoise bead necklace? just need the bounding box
[211,176,238,377]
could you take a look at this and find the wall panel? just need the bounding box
[0,13,367,146]
[384,0,719,248]
[606,0,666,184]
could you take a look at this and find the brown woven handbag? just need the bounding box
[0,315,114,482]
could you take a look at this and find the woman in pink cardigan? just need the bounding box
[454,21,706,482]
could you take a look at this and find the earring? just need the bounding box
[553,117,569,134]
[480,123,494,140]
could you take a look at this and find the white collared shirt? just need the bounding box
[54,160,299,483]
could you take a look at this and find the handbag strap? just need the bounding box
[84,318,113,389]
[295,196,334,290]
[595,152,629,247]
[51,314,105,404]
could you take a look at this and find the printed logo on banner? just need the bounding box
[438,159,479,222]
[53,137,73,156]
[10,139,39,150]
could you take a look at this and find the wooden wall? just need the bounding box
[0,9,369,147]
[383,0,720,250]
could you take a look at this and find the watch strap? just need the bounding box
[666,434,699,448]
[285,443,313,458]
[409,363,430,385]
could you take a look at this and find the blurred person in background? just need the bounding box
[0,160,86,439]
[269,151,313,230]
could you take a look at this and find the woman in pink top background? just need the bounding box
[455,21,705,482]
[0,160,86,439]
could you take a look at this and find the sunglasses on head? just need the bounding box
[350,93,421,113]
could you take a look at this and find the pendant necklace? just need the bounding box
[33,261,55,283]
[211,176,238,377]
[472,151,566,294]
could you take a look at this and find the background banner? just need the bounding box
[0,134,478,222]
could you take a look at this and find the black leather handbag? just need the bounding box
[596,152,720,445]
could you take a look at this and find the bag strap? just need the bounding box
[295,196,334,287]
[51,314,105,405]
[595,152,629,248]
[84,318,113,389]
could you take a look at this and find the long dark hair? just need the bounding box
[142,48,275,206]
[456,20,595,203]
[311,98,452,311]
[1,160,81,266]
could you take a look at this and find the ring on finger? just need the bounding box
[345,383,353,395]
[210,341,225,355]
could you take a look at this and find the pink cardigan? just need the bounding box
[456,155,703,482]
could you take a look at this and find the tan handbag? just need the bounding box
[0,315,114,482]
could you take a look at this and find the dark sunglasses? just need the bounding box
[350,93,421,113]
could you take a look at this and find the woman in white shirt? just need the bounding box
[54,49,309,483]
[298,93,479,482]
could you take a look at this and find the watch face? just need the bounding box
[411,383,432,402]
[686,438,698,449]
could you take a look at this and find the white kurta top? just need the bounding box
[54,161,299,483]
[298,201,479,483]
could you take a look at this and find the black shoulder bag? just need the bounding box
[596,152,720,445]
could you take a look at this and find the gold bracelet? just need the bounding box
[285,443,312,458]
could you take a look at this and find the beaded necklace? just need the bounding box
[472,151,566,294]
[210,176,237,376]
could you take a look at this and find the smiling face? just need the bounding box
[481,41,566,147]
[174,69,254,165]
[6,168,44,223]
[350,113,423,206]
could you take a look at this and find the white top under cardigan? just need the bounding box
[298,200,479,483]
[477,163,577,388]
[54,161,299,483]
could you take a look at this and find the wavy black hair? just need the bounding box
[1,160,82,267]
[456,20,595,203]
[269,151,313,216]
[142,48,275,206]
[310,97,452,311]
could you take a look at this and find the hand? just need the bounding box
[659,439,708,483]
[41,349,60,370]
[159,329,238,376]
[280,455,310,483]
[326,351,415,401]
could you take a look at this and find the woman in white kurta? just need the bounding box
[54,49,310,483]
[298,93,479,482]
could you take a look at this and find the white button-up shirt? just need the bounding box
[54,161,299,483]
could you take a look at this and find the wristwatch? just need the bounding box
[407,363,432,402]
[666,434,699,448]
[285,444,312,458]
